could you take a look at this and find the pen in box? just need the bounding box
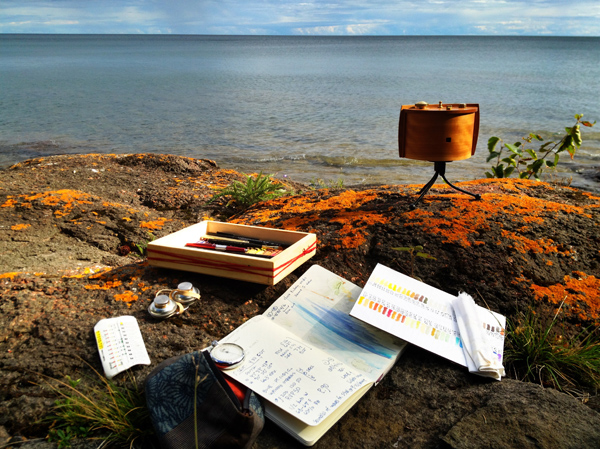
[200,236,281,249]
[185,241,282,258]
[210,232,286,248]
[187,242,246,253]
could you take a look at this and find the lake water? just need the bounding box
[1,34,599,190]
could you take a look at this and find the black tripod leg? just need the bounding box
[439,173,481,200]
[410,172,439,209]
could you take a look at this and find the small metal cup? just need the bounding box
[148,294,182,319]
[170,282,201,306]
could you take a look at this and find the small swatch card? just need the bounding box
[94,316,151,379]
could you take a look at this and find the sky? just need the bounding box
[1,0,599,36]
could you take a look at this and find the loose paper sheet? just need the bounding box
[94,316,151,379]
[221,316,369,426]
[350,264,505,367]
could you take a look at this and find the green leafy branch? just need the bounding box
[486,114,595,180]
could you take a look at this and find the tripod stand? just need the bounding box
[410,161,481,209]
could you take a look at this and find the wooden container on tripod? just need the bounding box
[398,101,481,208]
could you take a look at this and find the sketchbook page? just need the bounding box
[263,265,407,383]
[220,315,369,427]
[350,264,506,367]
[263,383,372,446]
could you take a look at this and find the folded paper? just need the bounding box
[452,292,505,380]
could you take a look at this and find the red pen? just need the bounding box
[186,240,282,258]
[185,242,246,253]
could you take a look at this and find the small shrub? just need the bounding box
[209,171,288,210]
[486,114,595,180]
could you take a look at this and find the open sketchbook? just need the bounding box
[350,264,506,369]
[219,265,408,446]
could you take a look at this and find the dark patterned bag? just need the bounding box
[145,350,264,449]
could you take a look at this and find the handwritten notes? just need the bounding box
[350,264,505,367]
[221,316,368,426]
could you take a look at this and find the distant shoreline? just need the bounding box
[2,151,599,195]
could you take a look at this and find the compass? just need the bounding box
[210,341,245,370]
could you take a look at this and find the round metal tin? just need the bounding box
[148,294,181,319]
[210,341,245,370]
[170,282,201,306]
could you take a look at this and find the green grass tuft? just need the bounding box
[505,302,600,392]
[43,365,154,448]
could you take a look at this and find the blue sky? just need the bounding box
[2,0,599,36]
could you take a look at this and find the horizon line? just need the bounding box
[2,33,598,38]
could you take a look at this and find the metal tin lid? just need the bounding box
[170,282,201,305]
[148,294,180,319]
[210,341,246,370]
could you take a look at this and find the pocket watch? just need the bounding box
[209,341,245,370]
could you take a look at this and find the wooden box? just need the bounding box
[147,221,317,285]
[398,103,479,161]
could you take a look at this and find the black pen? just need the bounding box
[210,232,287,248]
[201,236,280,249]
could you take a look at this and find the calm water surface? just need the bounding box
[1,35,599,190]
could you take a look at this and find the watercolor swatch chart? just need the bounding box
[94,316,151,379]
[219,265,407,446]
[350,264,505,368]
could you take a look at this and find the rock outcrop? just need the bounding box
[1,154,599,448]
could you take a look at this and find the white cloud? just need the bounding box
[294,22,383,35]
[0,0,598,35]
[42,20,79,25]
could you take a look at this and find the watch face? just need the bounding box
[211,342,245,370]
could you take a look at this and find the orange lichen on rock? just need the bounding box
[1,198,18,208]
[500,230,559,254]
[27,190,94,208]
[3,190,96,217]
[234,189,384,249]
[531,273,600,321]
[140,217,170,230]
[85,280,123,290]
[114,291,139,307]
[11,224,31,231]
[466,177,550,194]
[404,196,490,247]
[101,201,138,215]
[241,189,380,224]
[136,281,152,292]
[522,216,544,224]
[404,186,590,248]
[0,272,20,280]
[329,211,390,249]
